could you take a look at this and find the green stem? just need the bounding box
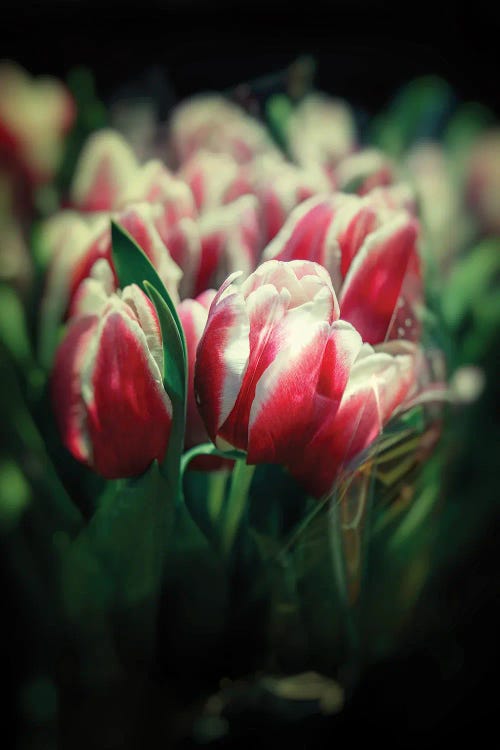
[221,460,255,558]
[207,469,230,526]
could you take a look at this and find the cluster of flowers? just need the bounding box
[27,89,450,500]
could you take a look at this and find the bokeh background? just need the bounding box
[2,2,499,747]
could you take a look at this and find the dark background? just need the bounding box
[2,2,499,747]
[2,2,500,118]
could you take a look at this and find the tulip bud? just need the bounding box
[115,158,196,225]
[169,94,277,165]
[288,342,418,497]
[286,93,356,183]
[335,148,397,195]
[263,193,422,344]
[0,61,75,185]
[405,142,463,271]
[466,128,500,235]
[178,149,253,212]
[42,203,182,330]
[52,269,172,479]
[194,194,261,297]
[194,259,363,470]
[69,130,139,212]
[250,153,331,243]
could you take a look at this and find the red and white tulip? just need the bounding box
[287,340,420,497]
[285,93,357,184]
[194,259,363,471]
[69,129,139,212]
[169,94,277,165]
[42,203,182,331]
[0,61,75,186]
[263,193,422,344]
[51,269,172,479]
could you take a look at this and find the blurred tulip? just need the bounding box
[334,148,397,194]
[405,142,464,271]
[178,149,253,212]
[192,194,261,297]
[285,93,356,183]
[194,260,364,478]
[263,193,422,344]
[0,61,75,186]
[69,129,139,212]
[169,94,277,165]
[52,265,172,478]
[250,153,331,243]
[466,128,500,235]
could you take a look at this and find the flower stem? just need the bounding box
[221,460,255,558]
[207,469,230,526]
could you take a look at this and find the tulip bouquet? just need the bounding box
[1,59,498,745]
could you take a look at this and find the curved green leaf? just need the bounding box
[111,221,186,357]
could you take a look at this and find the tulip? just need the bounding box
[116,158,196,225]
[193,194,261,298]
[263,193,422,344]
[287,341,419,497]
[250,153,331,243]
[466,128,500,235]
[194,260,364,472]
[334,148,397,195]
[69,129,140,212]
[285,93,356,184]
[42,203,182,327]
[169,94,277,165]
[178,149,253,212]
[51,267,172,479]
[405,142,464,272]
[0,61,75,185]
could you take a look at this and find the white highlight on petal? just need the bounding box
[121,284,164,377]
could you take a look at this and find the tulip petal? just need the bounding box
[70,130,138,212]
[287,347,417,498]
[51,314,98,464]
[248,319,362,465]
[81,303,172,479]
[217,282,291,449]
[263,195,338,268]
[339,213,419,344]
[194,276,250,443]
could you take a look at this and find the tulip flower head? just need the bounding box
[195,259,426,497]
[0,62,75,185]
[52,262,172,479]
[195,260,363,480]
[263,193,422,344]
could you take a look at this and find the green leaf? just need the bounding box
[91,462,170,604]
[58,461,171,670]
[441,239,500,330]
[111,221,186,358]
[445,101,494,157]
[266,94,293,149]
[143,281,185,403]
[0,340,82,533]
[371,75,454,155]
